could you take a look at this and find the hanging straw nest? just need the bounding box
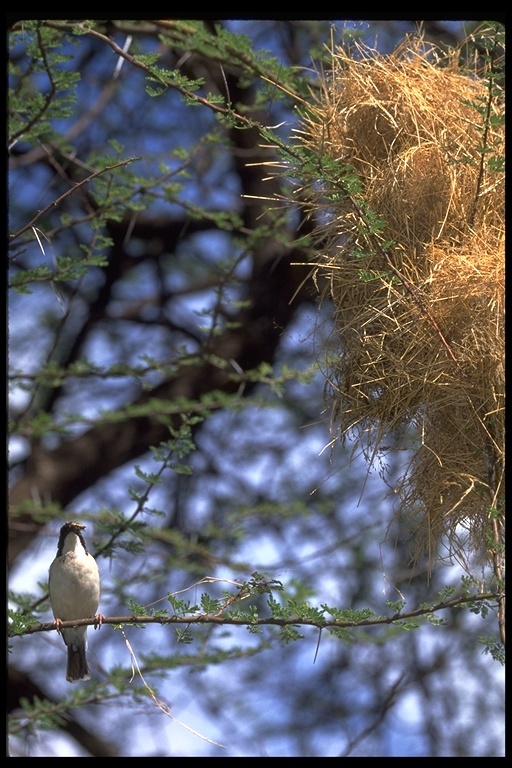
[296,34,504,570]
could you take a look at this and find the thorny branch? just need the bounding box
[12,591,502,637]
[9,157,140,242]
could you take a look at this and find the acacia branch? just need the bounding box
[12,592,500,638]
[51,22,257,128]
[9,157,140,241]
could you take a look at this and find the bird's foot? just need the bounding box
[52,617,64,635]
[93,613,105,630]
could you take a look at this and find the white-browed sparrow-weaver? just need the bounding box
[49,521,102,682]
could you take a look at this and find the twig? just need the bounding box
[9,157,140,242]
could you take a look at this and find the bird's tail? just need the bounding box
[66,644,90,682]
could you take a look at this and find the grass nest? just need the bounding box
[296,33,504,571]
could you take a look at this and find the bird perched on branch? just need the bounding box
[48,521,102,682]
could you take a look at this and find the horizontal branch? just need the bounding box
[12,592,500,638]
